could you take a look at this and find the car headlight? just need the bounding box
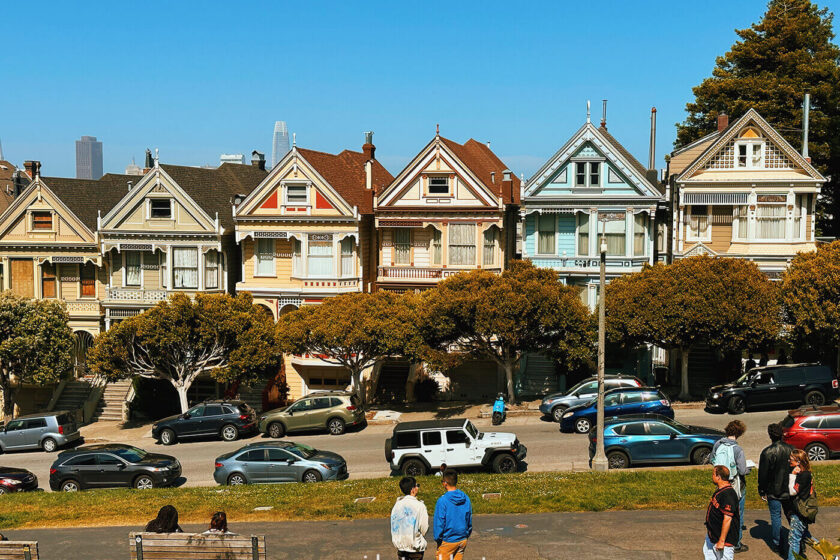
[711,393,720,399]
[150,466,170,472]
[562,411,574,418]
[319,463,335,470]
[0,478,21,485]
[260,416,266,422]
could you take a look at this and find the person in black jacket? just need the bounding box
[145,505,183,533]
[786,450,814,560]
[757,423,794,554]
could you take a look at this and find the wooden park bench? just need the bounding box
[129,532,266,560]
[0,541,39,560]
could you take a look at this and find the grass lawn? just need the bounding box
[2,465,840,529]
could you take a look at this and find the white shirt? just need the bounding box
[390,495,429,552]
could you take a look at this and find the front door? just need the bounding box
[1,419,27,449]
[200,404,225,436]
[238,449,270,483]
[96,453,130,487]
[419,430,446,469]
[267,448,300,482]
[444,429,476,467]
[643,422,685,461]
[748,372,781,407]
[21,418,49,449]
[10,259,33,298]
[179,405,206,436]
[284,399,316,431]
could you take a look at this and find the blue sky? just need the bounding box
[3,0,838,180]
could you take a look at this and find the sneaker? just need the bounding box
[734,544,750,554]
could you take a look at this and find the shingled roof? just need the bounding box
[40,173,139,231]
[596,125,664,194]
[439,137,520,204]
[296,148,393,213]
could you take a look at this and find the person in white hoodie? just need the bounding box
[391,476,430,560]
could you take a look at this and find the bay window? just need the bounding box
[537,214,555,254]
[173,247,198,289]
[204,250,219,289]
[394,229,411,265]
[255,239,275,277]
[340,238,354,277]
[449,223,476,266]
[756,204,785,239]
[600,213,626,256]
[577,213,590,256]
[687,205,710,241]
[125,251,141,286]
[794,194,809,240]
[431,228,442,265]
[634,214,646,256]
[307,234,333,277]
[483,228,497,266]
[292,239,302,276]
[733,206,749,240]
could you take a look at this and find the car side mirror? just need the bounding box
[288,410,294,416]
[181,413,191,420]
[286,458,297,464]
[118,463,127,469]
[669,433,677,439]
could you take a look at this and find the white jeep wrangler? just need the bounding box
[385,418,526,476]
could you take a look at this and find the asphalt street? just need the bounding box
[0,407,795,491]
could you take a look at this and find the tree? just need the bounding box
[606,256,780,400]
[781,241,840,369]
[419,260,593,402]
[675,0,840,234]
[0,293,75,420]
[276,291,421,404]
[88,292,281,412]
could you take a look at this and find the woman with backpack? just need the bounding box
[786,449,815,560]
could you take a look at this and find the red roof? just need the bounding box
[439,137,520,204]
[296,148,393,214]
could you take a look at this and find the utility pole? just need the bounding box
[591,215,609,472]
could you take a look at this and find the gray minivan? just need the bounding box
[0,411,81,453]
[539,375,643,422]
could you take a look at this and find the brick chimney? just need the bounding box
[251,150,266,171]
[502,169,513,201]
[717,113,729,132]
[23,160,40,179]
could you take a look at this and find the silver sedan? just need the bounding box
[213,441,348,485]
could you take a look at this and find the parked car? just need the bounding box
[214,441,348,485]
[781,404,840,462]
[258,391,365,438]
[385,418,527,476]
[705,364,839,414]
[0,411,81,453]
[540,375,643,422]
[559,387,674,433]
[0,466,39,494]
[49,444,181,491]
[588,414,724,469]
[151,400,257,445]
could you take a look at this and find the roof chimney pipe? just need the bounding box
[648,107,657,171]
[802,92,810,161]
[363,131,375,161]
[717,113,729,132]
[601,99,607,129]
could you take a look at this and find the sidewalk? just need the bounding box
[4,508,838,559]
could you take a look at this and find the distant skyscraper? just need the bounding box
[76,136,103,179]
[125,158,142,176]
[272,121,290,167]
[220,153,246,166]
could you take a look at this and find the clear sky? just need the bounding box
[3,0,838,180]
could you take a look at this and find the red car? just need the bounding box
[781,405,840,462]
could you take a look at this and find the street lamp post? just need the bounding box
[591,216,609,472]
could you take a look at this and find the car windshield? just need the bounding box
[111,447,149,463]
[464,421,479,439]
[285,443,317,459]
[735,371,758,385]
[656,417,690,434]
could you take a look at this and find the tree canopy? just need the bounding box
[606,256,780,399]
[675,0,840,234]
[88,292,281,412]
[0,293,75,419]
[419,260,593,402]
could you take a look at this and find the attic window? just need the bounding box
[32,212,52,230]
[285,185,308,205]
[428,176,450,195]
[150,199,172,219]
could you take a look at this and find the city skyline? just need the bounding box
[75,135,103,180]
[271,121,290,168]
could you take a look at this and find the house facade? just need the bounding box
[233,135,392,399]
[669,109,824,277]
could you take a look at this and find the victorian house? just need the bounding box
[668,109,823,277]
[233,134,392,399]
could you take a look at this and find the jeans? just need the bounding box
[738,488,746,545]
[703,535,735,560]
[787,514,812,560]
[767,498,783,548]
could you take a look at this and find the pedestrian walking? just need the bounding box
[144,505,183,533]
[202,511,237,535]
[704,465,740,560]
[712,420,749,553]
[786,450,815,560]
[434,469,472,560]
[390,476,429,560]
[757,423,794,554]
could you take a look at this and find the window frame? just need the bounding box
[148,198,173,220]
[204,250,220,289]
[685,205,712,242]
[482,227,497,266]
[172,247,199,290]
[430,228,442,266]
[755,202,787,240]
[427,175,451,196]
[572,160,603,188]
[41,263,57,298]
[284,184,309,206]
[393,228,411,266]
[340,237,355,277]
[735,140,765,169]
[633,213,646,257]
[80,263,96,298]
[31,211,54,231]
[448,223,477,266]
[255,238,276,277]
[123,251,142,287]
[306,234,334,277]
[577,213,590,257]
[536,214,556,255]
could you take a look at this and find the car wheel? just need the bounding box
[575,417,592,434]
[327,417,346,435]
[607,450,630,469]
[302,469,323,483]
[268,422,285,438]
[221,424,239,442]
[61,479,81,492]
[134,475,155,490]
[0,486,7,495]
[41,437,57,453]
[727,396,745,415]
[551,406,567,423]
[805,390,826,406]
[160,429,176,446]
[227,472,247,486]
[691,446,712,465]
[401,458,427,477]
[491,453,517,474]
[806,443,829,462]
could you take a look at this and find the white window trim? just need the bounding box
[121,251,143,288]
[685,205,712,242]
[734,140,765,169]
[254,238,277,278]
[426,175,452,196]
[284,183,310,206]
[147,198,174,220]
[576,212,591,257]
[28,210,56,233]
[731,206,749,242]
[571,158,605,188]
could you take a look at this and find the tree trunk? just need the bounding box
[1,381,13,422]
[504,360,515,403]
[352,369,366,405]
[173,383,190,413]
[679,347,691,401]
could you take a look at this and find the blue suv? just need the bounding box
[559,387,673,433]
[588,414,724,469]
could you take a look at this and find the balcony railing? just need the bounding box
[377,266,502,281]
[105,288,168,303]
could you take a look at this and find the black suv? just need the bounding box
[151,400,257,445]
[705,363,839,414]
[49,444,181,491]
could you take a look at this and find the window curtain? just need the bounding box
[204,250,219,289]
[340,238,354,277]
[689,206,709,239]
[256,239,275,276]
[483,228,496,266]
[292,239,302,275]
[173,248,198,289]
[448,224,476,265]
[578,213,589,256]
[756,205,785,239]
[431,229,442,265]
[394,228,411,265]
[601,215,626,256]
[537,214,555,254]
[633,214,646,256]
[125,251,141,286]
[734,206,748,240]
[307,237,333,277]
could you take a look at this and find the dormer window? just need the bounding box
[574,162,601,187]
[149,199,172,219]
[428,176,450,195]
[32,211,52,230]
[735,128,764,169]
[285,185,308,205]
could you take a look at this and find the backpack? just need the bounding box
[712,442,737,480]
[796,484,819,524]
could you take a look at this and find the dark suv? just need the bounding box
[49,444,181,491]
[705,364,839,414]
[151,400,257,445]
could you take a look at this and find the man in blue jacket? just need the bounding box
[433,469,472,560]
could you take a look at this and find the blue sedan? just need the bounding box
[589,414,724,469]
[559,387,674,433]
